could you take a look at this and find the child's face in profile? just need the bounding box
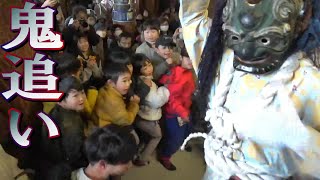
[59,89,86,111]
[181,56,193,70]
[112,72,132,95]
[156,45,173,59]
[140,61,153,76]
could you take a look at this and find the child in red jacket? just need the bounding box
[158,48,195,171]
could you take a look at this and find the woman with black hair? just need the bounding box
[75,33,103,83]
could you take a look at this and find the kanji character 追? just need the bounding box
[2,53,63,101]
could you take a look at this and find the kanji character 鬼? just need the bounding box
[1,2,63,51]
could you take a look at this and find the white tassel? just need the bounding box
[180,133,207,150]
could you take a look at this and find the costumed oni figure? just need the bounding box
[179,0,320,179]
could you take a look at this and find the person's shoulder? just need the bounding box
[71,168,91,180]
[64,24,76,33]
[290,57,320,126]
[176,67,194,82]
[174,66,187,74]
[103,85,124,101]
[70,168,80,180]
[139,42,148,47]
[299,58,320,86]
[98,85,108,94]
[136,42,146,50]
[297,58,320,81]
[49,104,61,116]
[136,42,153,52]
[97,86,111,100]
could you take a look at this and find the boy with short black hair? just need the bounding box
[153,35,180,80]
[92,64,140,128]
[54,52,82,78]
[109,32,133,54]
[71,125,138,180]
[107,51,150,103]
[43,52,82,114]
[93,23,108,66]
[40,76,87,179]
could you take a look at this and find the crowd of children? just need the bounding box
[6,0,198,179]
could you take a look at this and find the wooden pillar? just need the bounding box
[138,0,159,17]
[208,0,215,18]
[59,0,69,18]
[113,21,137,33]
[0,0,43,160]
[135,0,141,15]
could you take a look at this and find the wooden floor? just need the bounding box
[123,140,206,180]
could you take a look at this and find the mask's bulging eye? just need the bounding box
[231,35,240,41]
[246,0,261,4]
[259,37,270,45]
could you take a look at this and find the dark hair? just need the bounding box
[103,63,130,83]
[142,18,160,31]
[132,53,151,77]
[85,125,137,165]
[155,35,175,48]
[159,17,169,25]
[94,22,107,32]
[180,47,189,58]
[75,33,89,44]
[111,24,124,33]
[72,5,87,19]
[296,0,320,52]
[55,53,81,77]
[88,15,96,20]
[197,0,227,119]
[118,32,132,41]
[59,76,84,100]
[107,51,132,66]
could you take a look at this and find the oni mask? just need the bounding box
[222,0,306,74]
